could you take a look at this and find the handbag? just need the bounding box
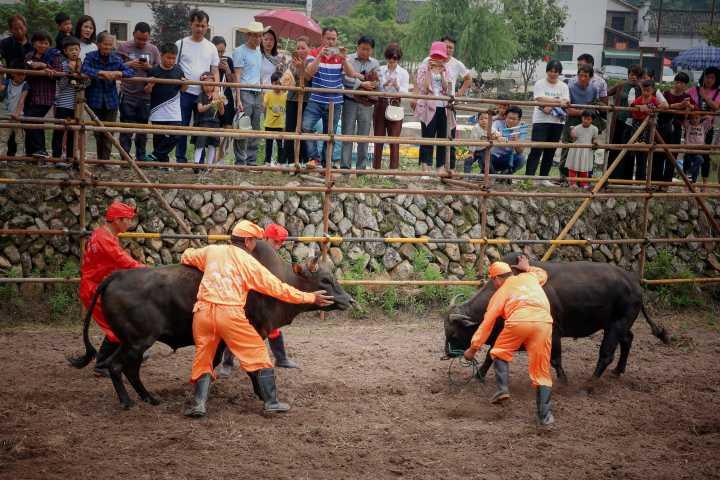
[385,102,404,122]
[233,111,252,130]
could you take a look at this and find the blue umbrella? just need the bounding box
[672,46,720,71]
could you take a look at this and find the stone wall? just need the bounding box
[1,173,718,280]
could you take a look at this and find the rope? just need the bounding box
[446,343,480,387]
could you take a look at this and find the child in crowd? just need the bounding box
[263,71,287,165]
[190,72,224,167]
[145,43,186,163]
[54,12,73,50]
[465,111,503,173]
[52,36,82,161]
[683,113,711,183]
[491,105,526,175]
[0,61,29,158]
[24,31,61,158]
[628,79,664,180]
[566,110,599,188]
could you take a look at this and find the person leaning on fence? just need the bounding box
[281,35,310,165]
[566,110,599,189]
[415,41,456,177]
[627,79,668,181]
[341,35,380,171]
[116,22,160,162]
[558,64,599,179]
[491,105,526,175]
[607,64,643,181]
[373,42,409,170]
[657,72,694,183]
[0,60,28,160]
[463,256,555,426]
[232,20,267,167]
[687,67,720,189]
[524,59,570,185]
[683,112,711,183]
[190,72,224,168]
[174,9,220,164]
[263,71,287,165]
[52,36,82,163]
[464,111,503,174]
[144,43,186,164]
[81,31,135,161]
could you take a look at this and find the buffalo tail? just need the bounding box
[641,302,671,345]
[67,276,113,368]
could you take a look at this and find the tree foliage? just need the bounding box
[148,1,191,46]
[0,0,83,41]
[700,24,720,47]
[404,0,517,72]
[504,0,568,93]
[319,0,406,57]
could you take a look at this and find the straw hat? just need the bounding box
[239,21,270,34]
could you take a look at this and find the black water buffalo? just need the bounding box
[70,240,354,407]
[444,253,670,386]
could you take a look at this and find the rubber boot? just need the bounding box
[256,368,291,414]
[536,386,555,426]
[246,370,263,400]
[184,373,211,418]
[93,336,117,378]
[269,332,298,369]
[490,359,511,404]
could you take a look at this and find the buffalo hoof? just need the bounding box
[215,363,233,379]
[121,400,136,410]
[93,367,110,378]
[142,395,161,406]
[610,369,624,378]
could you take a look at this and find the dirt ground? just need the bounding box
[1,309,719,480]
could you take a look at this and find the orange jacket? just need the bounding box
[181,245,316,307]
[470,267,552,350]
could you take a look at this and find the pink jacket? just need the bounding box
[414,62,456,129]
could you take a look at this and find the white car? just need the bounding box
[662,67,675,83]
[603,65,628,81]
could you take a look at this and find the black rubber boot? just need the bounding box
[246,371,263,400]
[216,348,235,378]
[490,359,511,404]
[93,336,117,378]
[536,386,555,426]
[184,373,211,418]
[257,368,290,414]
[269,332,298,369]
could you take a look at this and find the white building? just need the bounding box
[85,0,308,49]
[554,0,609,64]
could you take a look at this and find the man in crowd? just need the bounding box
[80,202,146,376]
[232,21,267,166]
[174,10,219,163]
[491,105,526,174]
[181,220,334,418]
[464,255,555,426]
[116,22,160,161]
[577,53,608,104]
[0,15,32,157]
[341,35,379,171]
[559,64,599,177]
[302,27,358,168]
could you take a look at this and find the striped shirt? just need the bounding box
[55,59,77,109]
[307,47,343,105]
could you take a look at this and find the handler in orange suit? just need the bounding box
[79,201,145,375]
[463,255,555,426]
[180,220,334,418]
[217,223,298,375]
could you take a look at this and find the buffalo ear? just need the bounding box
[449,313,476,328]
[292,263,304,276]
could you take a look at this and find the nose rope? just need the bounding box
[446,343,479,387]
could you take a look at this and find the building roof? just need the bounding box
[649,9,713,36]
[608,0,639,13]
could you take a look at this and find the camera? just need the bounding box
[326,47,339,56]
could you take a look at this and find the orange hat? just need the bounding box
[488,261,512,279]
[264,223,288,243]
[231,220,264,239]
[105,202,136,222]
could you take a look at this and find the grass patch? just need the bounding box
[644,250,703,309]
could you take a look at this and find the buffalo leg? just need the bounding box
[612,330,634,377]
[107,346,134,408]
[591,327,620,379]
[475,350,493,383]
[123,346,160,405]
[551,333,568,385]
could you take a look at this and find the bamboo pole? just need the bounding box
[638,115,657,279]
[83,104,200,246]
[319,103,336,322]
[542,116,651,261]
[293,67,305,168]
[75,89,87,255]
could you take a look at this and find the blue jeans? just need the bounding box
[175,91,198,163]
[684,154,703,183]
[492,151,526,174]
[302,100,342,164]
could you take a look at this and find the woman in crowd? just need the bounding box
[281,35,310,165]
[261,29,284,86]
[415,41,455,177]
[687,66,720,188]
[373,42,409,170]
[524,59,570,184]
[212,36,236,162]
[74,15,97,61]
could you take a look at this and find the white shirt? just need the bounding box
[421,56,469,93]
[79,41,97,62]
[532,77,571,124]
[378,64,410,93]
[175,36,220,96]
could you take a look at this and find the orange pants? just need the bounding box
[80,290,120,344]
[190,301,273,383]
[490,321,552,388]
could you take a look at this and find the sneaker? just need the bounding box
[306,159,320,169]
[540,180,555,187]
[32,151,49,159]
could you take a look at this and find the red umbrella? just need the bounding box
[254,9,322,44]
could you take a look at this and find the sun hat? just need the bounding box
[239,21,270,34]
[429,41,448,60]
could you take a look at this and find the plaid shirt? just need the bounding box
[81,50,135,110]
[24,48,62,107]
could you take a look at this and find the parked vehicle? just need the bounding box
[662,67,675,83]
[603,65,628,81]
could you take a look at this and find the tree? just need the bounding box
[504,0,568,93]
[148,1,191,46]
[700,24,720,47]
[404,0,517,73]
[0,0,83,41]
[320,0,406,57]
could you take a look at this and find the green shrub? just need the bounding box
[644,250,702,308]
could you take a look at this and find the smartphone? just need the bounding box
[326,47,339,56]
